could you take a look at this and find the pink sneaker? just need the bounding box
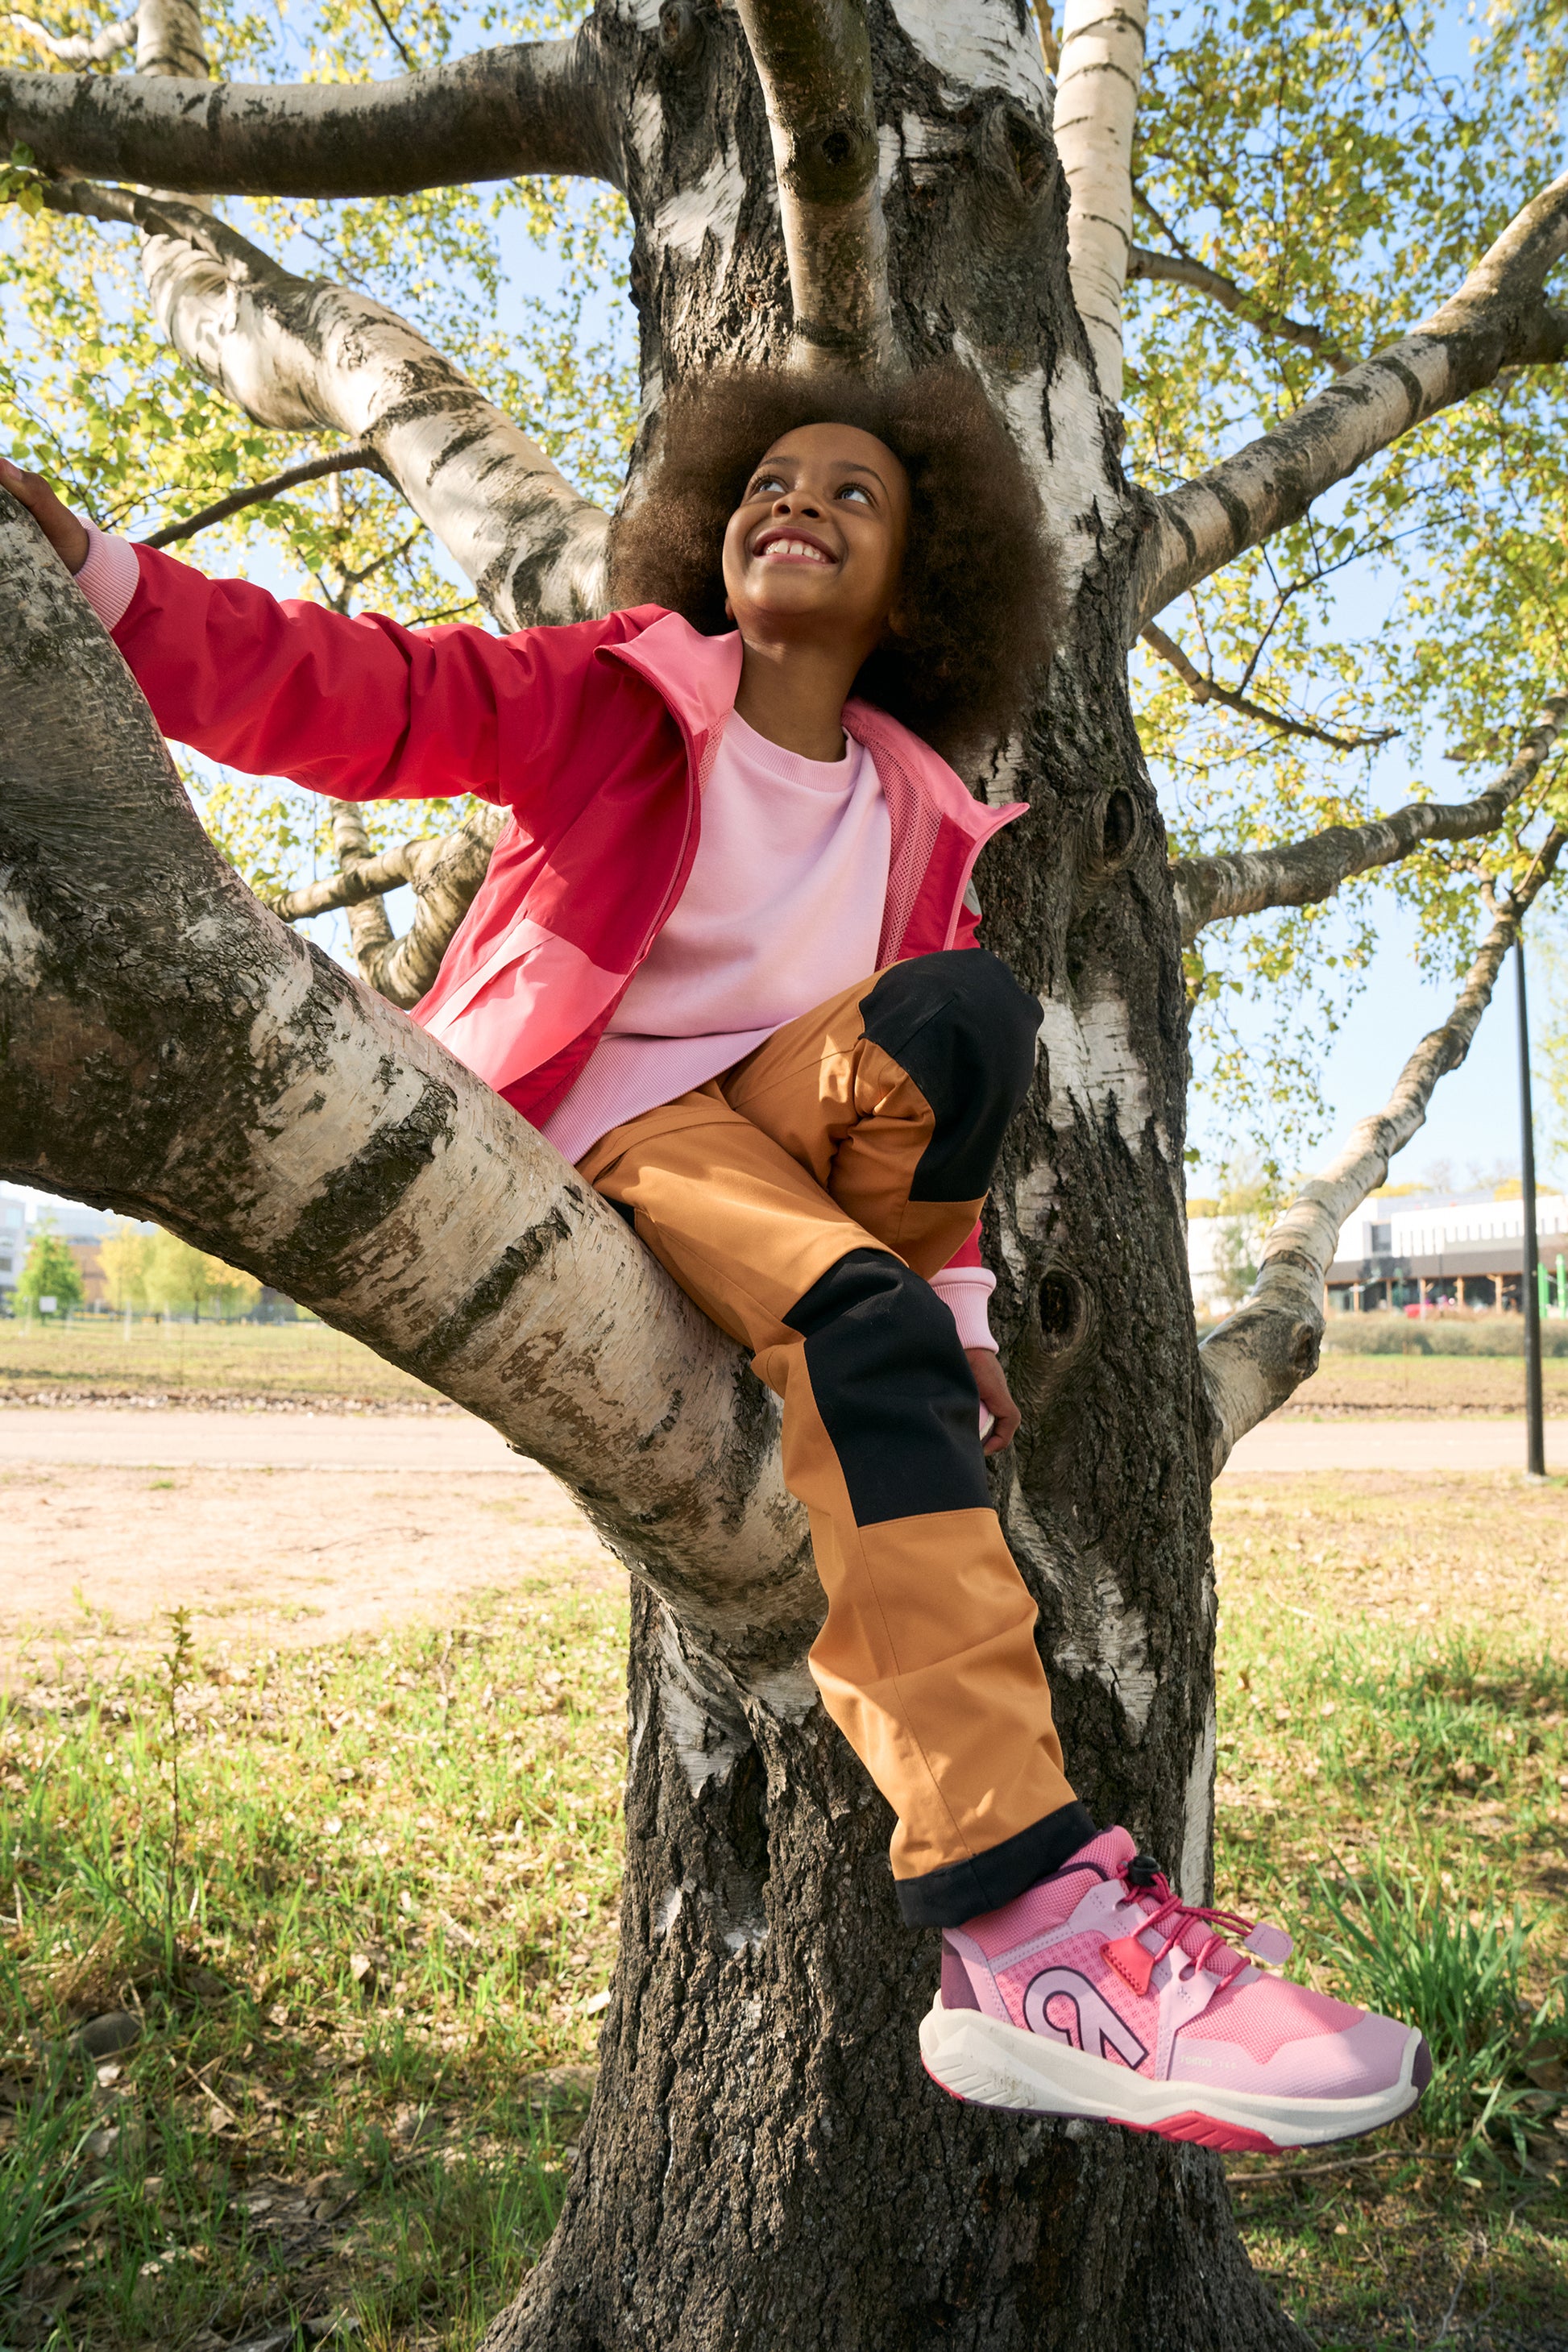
[920,1827,1431,2151]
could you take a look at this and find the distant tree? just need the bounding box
[15,1224,84,1317]
[98,1217,151,1310]
[1213,1176,1271,1307]
[141,1226,260,1319]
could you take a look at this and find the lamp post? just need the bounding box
[1517,936,1546,1477]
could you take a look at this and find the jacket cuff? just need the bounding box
[74,521,141,631]
[930,1265,996,1352]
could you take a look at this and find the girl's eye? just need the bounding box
[838,482,872,504]
[750,473,786,496]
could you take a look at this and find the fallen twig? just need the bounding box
[1228,2147,1450,2186]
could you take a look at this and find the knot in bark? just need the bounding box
[784,111,878,203]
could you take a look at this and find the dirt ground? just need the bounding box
[0,1458,624,1682]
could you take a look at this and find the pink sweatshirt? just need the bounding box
[543,714,890,1156]
[77,527,998,1348]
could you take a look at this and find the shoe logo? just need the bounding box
[1023,1968,1149,2069]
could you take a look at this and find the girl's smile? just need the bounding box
[752,527,837,566]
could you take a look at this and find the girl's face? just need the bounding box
[720,422,911,655]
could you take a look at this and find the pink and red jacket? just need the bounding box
[106,544,1024,1279]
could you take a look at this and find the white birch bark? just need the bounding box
[0,35,616,197]
[2,10,135,62]
[1051,0,1147,400]
[45,184,609,628]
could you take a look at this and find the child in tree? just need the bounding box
[0,371,1426,2151]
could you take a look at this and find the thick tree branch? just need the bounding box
[1139,620,1396,753]
[0,32,621,196]
[39,176,608,628]
[145,444,390,547]
[2,10,134,63]
[1130,168,1568,637]
[731,0,892,370]
[1197,828,1566,1471]
[1052,0,1148,399]
[272,803,506,1010]
[1171,688,1568,940]
[0,492,812,1660]
[1126,245,1351,371]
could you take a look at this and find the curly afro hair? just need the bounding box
[607,363,1061,763]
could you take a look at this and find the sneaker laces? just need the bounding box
[1103,1854,1288,1996]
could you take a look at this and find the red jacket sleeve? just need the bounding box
[943,1222,986,1271]
[110,543,639,810]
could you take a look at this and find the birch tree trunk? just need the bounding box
[0,1,1317,2344]
[481,7,1286,2345]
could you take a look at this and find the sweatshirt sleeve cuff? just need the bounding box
[930,1265,997,1352]
[74,521,141,631]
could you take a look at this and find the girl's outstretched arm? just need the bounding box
[0,455,628,813]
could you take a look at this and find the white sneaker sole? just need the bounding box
[919,1995,1429,2151]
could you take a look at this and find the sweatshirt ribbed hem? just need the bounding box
[75,524,140,631]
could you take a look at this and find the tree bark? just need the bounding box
[39,179,609,627]
[1052,0,1147,399]
[0,32,620,196]
[9,2,1310,2342]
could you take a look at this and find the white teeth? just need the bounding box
[761,537,829,562]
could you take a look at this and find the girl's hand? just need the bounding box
[966,1346,1021,1455]
[0,455,90,574]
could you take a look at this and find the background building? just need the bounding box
[1188,1187,1568,1319]
[1323,1188,1568,1313]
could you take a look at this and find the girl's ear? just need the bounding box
[724,595,735,621]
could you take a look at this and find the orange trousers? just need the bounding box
[580,952,1094,1927]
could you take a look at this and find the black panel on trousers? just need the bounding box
[784,1250,993,1526]
[860,950,1040,1202]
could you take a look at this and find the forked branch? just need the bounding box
[732,0,893,370]
[1171,688,1568,940]
[1140,620,1396,754]
[0,32,620,196]
[1131,168,1568,636]
[1198,828,1566,1471]
[272,803,506,1010]
[38,176,608,628]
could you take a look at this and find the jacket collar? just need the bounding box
[604,610,1023,842]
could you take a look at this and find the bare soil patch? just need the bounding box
[2,1460,622,1678]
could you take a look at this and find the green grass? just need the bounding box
[1286,1348,1568,1417]
[0,1581,626,2349]
[5,1476,1566,2347]
[1213,1481,1568,2345]
[0,1316,442,1409]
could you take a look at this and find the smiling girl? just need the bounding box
[0,366,1426,2152]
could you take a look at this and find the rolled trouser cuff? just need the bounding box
[895,1800,1100,1928]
